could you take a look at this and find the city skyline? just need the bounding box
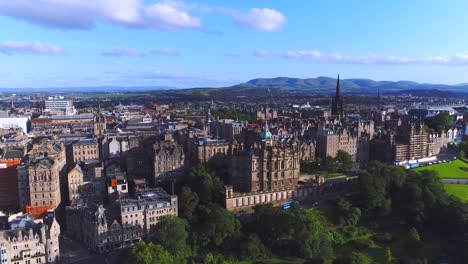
[2,0,468,88]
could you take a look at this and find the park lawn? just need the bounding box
[444,184,468,202]
[414,159,468,179]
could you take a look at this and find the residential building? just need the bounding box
[0,211,60,264]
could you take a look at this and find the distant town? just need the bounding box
[0,76,467,264]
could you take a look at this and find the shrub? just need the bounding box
[373,232,393,243]
[327,231,346,246]
[343,226,358,238]
[351,239,374,250]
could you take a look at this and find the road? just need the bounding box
[443,179,468,184]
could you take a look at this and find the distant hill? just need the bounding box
[233,77,468,95]
[2,77,468,97]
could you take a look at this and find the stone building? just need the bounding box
[66,139,99,165]
[209,119,247,141]
[228,128,301,193]
[316,120,374,163]
[119,188,178,237]
[65,188,177,253]
[65,204,141,253]
[17,141,66,218]
[67,163,84,203]
[186,138,231,165]
[153,140,184,181]
[316,125,358,160]
[256,107,277,120]
[393,121,448,162]
[0,212,60,264]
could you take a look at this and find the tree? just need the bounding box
[195,203,241,248]
[249,204,328,259]
[333,251,372,264]
[384,247,395,264]
[336,150,354,173]
[336,198,361,226]
[425,111,452,133]
[324,156,337,173]
[130,241,173,264]
[179,186,199,222]
[186,165,223,204]
[152,216,191,259]
[404,228,425,262]
[349,251,372,264]
[459,141,468,158]
[240,234,271,260]
[358,172,387,210]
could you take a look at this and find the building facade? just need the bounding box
[17,141,66,218]
[65,188,177,253]
[153,140,184,181]
[0,212,60,264]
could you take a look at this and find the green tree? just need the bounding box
[336,198,361,226]
[425,112,452,133]
[195,203,241,248]
[358,172,387,210]
[152,216,191,259]
[336,150,354,173]
[130,241,173,264]
[349,251,372,264]
[240,234,271,260]
[384,247,395,264]
[404,228,425,262]
[179,186,199,222]
[324,156,337,173]
[186,165,223,204]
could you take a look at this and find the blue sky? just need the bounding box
[1,0,468,88]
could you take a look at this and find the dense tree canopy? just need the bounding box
[425,111,453,133]
[194,203,242,248]
[151,216,191,259]
[335,150,355,173]
[186,164,223,204]
[336,198,361,226]
[129,241,173,264]
[178,186,199,223]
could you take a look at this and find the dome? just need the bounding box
[261,130,272,140]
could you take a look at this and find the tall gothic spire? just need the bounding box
[335,74,341,97]
[331,74,344,118]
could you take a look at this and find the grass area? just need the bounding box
[444,184,468,202]
[413,159,468,179]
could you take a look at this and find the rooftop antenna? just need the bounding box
[267,87,276,106]
[10,95,15,113]
[377,87,381,110]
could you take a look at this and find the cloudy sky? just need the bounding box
[1,0,468,88]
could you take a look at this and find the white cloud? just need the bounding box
[257,49,468,65]
[102,48,145,57]
[254,50,273,58]
[152,48,179,56]
[0,0,201,30]
[144,1,201,30]
[0,41,62,55]
[233,8,286,32]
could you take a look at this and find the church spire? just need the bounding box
[336,74,341,97]
[331,74,344,118]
